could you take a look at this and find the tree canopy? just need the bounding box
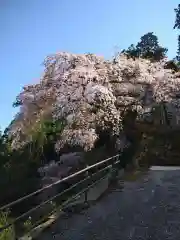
[122,32,168,61]
[174,4,180,62]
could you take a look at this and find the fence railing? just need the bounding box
[0,154,122,239]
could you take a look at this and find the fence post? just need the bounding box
[84,165,89,205]
[107,156,115,184]
[114,155,119,178]
[117,153,122,169]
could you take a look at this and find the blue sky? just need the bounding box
[0,0,179,130]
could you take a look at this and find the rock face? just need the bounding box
[8,53,180,153]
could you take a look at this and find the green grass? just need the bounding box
[0,211,15,240]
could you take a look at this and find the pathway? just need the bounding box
[37,167,180,240]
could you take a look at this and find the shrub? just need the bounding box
[0,211,15,240]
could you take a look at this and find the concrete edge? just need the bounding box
[150,166,180,171]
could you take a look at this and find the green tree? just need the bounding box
[0,117,66,206]
[27,118,66,163]
[136,32,167,60]
[122,32,167,61]
[174,4,180,62]
[121,44,140,59]
[174,4,180,29]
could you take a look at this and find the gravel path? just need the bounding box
[37,168,180,240]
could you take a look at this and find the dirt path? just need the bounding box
[37,168,180,240]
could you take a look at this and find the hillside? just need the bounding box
[2,51,180,238]
[7,52,180,155]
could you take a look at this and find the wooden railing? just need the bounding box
[0,154,122,239]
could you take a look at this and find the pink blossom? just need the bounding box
[8,52,180,151]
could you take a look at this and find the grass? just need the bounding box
[0,211,15,240]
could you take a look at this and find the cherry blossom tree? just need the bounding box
[8,52,180,152]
